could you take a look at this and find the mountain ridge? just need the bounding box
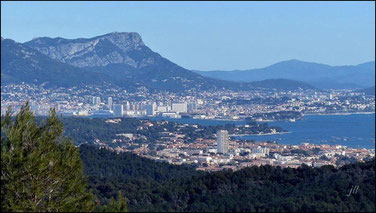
[194,60,375,89]
[2,33,316,91]
[1,38,111,87]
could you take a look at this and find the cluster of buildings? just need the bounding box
[92,98,192,118]
[1,82,374,171]
[1,83,374,120]
[95,119,374,171]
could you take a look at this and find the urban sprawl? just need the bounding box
[1,83,375,171]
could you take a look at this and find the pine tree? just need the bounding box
[97,191,128,212]
[1,102,94,212]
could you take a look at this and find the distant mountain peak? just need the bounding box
[195,59,375,89]
[99,32,145,47]
[285,59,302,62]
[25,32,149,68]
[3,33,318,91]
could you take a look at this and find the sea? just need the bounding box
[145,113,375,149]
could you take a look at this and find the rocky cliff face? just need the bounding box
[25,32,159,68]
[1,38,106,87]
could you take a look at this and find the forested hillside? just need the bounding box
[80,145,375,212]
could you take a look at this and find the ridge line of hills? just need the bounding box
[193,59,375,90]
[79,144,376,212]
[2,32,374,91]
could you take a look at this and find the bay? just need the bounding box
[146,113,375,149]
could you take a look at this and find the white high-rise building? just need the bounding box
[217,130,229,154]
[108,97,113,110]
[92,97,96,106]
[113,104,123,117]
[171,102,187,113]
[124,101,130,111]
[96,97,101,106]
[145,102,156,116]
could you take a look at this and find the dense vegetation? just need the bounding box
[1,104,94,211]
[1,103,126,212]
[3,104,375,212]
[81,145,375,212]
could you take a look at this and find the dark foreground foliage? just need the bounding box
[1,103,127,212]
[80,144,375,212]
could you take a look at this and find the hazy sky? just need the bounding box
[1,1,375,70]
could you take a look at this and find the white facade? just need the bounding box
[171,102,187,113]
[108,97,112,110]
[161,112,180,118]
[96,97,101,106]
[157,106,168,113]
[217,130,229,154]
[92,96,101,106]
[251,146,270,158]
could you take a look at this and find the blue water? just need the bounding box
[146,114,375,149]
[145,116,247,126]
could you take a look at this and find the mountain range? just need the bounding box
[194,60,375,89]
[1,38,108,87]
[1,32,314,92]
[2,32,373,92]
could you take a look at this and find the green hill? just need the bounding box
[80,144,375,212]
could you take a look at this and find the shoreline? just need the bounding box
[304,111,375,116]
[230,131,291,137]
[189,111,375,122]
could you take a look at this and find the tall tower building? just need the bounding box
[108,97,113,110]
[96,97,101,106]
[124,101,130,111]
[217,130,229,154]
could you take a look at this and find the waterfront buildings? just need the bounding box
[172,102,187,113]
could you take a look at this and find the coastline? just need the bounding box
[217,111,375,122]
[189,111,375,123]
[303,111,375,116]
[230,131,290,137]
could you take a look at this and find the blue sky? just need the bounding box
[1,1,375,70]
